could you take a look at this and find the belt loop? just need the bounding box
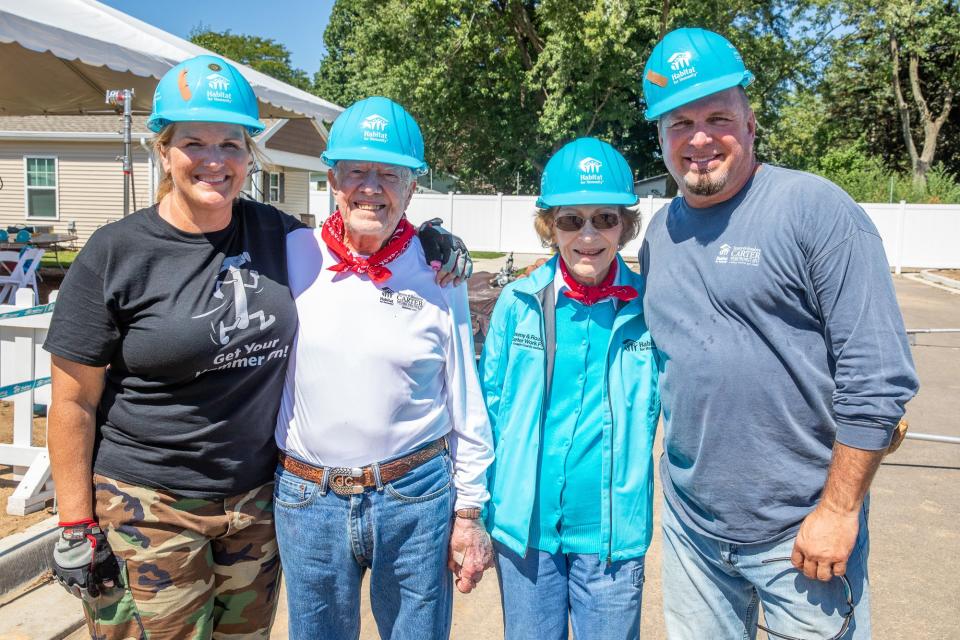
[319,466,330,497]
[372,462,384,491]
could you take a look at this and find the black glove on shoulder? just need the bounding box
[52,519,121,600]
[417,218,473,280]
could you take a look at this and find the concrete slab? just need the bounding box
[0,515,58,598]
[0,579,84,640]
[14,276,960,640]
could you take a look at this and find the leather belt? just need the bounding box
[278,437,448,496]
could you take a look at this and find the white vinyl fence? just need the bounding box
[0,288,54,515]
[311,190,960,270]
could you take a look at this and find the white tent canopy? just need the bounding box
[0,0,341,121]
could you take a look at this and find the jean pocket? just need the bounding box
[385,455,452,504]
[273,469,318,508]
[632,562,646,589]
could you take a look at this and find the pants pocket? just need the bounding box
[385,455,452,503]
[83,559,147,640]
[273,467,319,509]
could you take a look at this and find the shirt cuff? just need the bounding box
[835,420,896,451]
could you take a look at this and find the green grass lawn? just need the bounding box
[471,251,506,259]
[40,250,78,269]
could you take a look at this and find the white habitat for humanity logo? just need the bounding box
[579,157,604,185]
[668,51,697,84]
[716,243,762,266]
[362,114,389,143]
[206,73,232,103]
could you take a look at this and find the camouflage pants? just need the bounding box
[82,475,281,640]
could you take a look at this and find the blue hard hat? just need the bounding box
[322,96,428,175]
[148,55,264,135]
[642,28,754,121]
[536,138,638,209]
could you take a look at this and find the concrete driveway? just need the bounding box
[266,274,959,640]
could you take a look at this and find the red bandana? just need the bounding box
[559,258,638,306]
[321,210,416,283]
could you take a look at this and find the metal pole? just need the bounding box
[123,89,133,216]
[904,432,960,445]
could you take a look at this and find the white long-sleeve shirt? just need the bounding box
[276,228,493,508]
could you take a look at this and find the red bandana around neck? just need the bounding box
[321,210,416,283]
[559,258,638,306]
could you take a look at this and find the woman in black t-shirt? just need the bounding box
[43,55,470,639]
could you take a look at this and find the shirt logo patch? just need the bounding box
[512,332,544,350]
[622,338,654,352]
[379,287,423,311]
[715,243,761,266]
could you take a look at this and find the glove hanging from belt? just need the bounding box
[51,519,122,600]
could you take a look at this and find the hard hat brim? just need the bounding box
[322,146,429,175]
[147,108,265,135]
[644,70,754,121]
[536,190,639,209]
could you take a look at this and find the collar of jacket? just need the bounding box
[512,254,645,313]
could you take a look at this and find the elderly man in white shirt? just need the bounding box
[273,96,494,640]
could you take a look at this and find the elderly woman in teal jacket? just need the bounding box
[480,138,660,640]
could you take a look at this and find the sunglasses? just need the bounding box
[756,557,855,640]
[554,212,621,232]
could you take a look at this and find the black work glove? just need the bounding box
[52,519,122,600]
[417,218,473,281]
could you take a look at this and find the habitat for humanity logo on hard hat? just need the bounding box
[579,157,604,185]
[668,51,696,84]
[362,114,389,143]
[205,68,233,104]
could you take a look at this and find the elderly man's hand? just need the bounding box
[448,516,493,594]
[417,218,473,286]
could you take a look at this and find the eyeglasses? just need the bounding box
[756,557,855,640]
[554,212,621,232]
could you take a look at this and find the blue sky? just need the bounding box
[100,0,335,75]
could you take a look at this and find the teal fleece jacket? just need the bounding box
[480,255,661,562]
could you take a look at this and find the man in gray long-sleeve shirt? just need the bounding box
[639,29,918,639]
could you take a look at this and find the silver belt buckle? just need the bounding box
[328,467,364,496]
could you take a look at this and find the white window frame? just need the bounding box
[23,155,60,220]
[268,172,281,203]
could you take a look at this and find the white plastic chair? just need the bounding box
[0,248,45,304]
[0,250,21,275]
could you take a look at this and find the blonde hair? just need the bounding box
[152,124,266,203]
[533,205,641,249]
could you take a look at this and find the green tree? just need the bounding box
[189,27,313,92]
[315,0,821,192]
[820,0,959,187]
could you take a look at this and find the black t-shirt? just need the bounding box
[44,199,303,498]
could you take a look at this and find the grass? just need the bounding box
[39,250,78,269]
[471,251,506,259]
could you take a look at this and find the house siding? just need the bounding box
[270,167,309,219]
[0,141,151,244]
[264,118,326,157]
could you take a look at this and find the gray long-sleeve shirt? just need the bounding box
[639,165,919,543]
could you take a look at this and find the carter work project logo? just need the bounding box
[379,287,424,311]
[668,51,697,84]
[362,114,389,143]
[579,157,604,185]
[715,243,762,266]
[206,73,233,104]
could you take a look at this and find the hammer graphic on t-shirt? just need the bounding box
[193,252,276,345]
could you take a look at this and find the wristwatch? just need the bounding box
[455,507,482,520]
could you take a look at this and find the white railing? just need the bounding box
[0,288,55,515]
[310,191,960,269]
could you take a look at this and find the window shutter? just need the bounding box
[279,172,286,203]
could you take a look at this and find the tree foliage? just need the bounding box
[314,0,822,193]
[189,27,313,92]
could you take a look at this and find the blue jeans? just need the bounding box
[274,452,454,640]
[661,496,871,639]
[494,541,645,640]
